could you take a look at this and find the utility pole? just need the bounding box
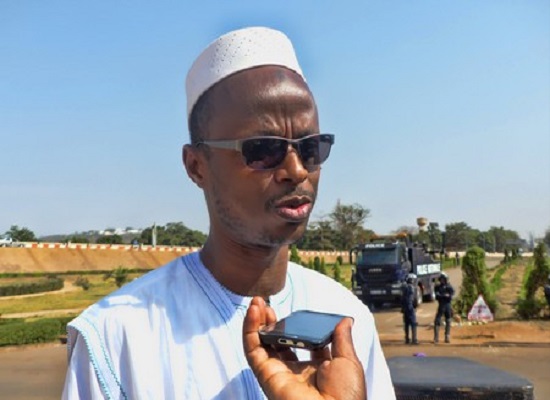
[152,223,157,248]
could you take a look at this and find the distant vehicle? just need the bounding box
[0,234,14,247]
[350,233,441,311]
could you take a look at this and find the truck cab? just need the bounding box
[351,234,441,310]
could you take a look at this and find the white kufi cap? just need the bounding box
[186,26,305,118]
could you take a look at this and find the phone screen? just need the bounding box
[259,310,347,349]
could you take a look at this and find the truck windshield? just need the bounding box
[359,248,398,266]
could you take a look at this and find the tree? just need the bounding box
[289,244,302,265]
[6,225,36,242]
[393,226,417,236]
[328,200,370,250]
[427,222,443,250]
[313,256,321,272]
[475,232,494,253]
[319,257,327,275]
[518,243,550,318]
[140,222,207,247]
[97,235,123,245]
[333,259,342,283]
[487,226,520,253]
[298,220,336,250]
[444,222,475,251]
[455,246,496,316]
[525,243,550,300]
[543,227,550,249]
[67,235,90,244]
[104,266,129,288]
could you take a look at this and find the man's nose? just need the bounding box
[273,145,309,183]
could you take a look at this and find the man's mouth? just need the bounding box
[274,196,313,221]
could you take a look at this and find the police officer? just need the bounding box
[434,271,454,343]
[402,273,419,345]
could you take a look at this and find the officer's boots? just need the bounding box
[433,325,440,344]
[411,324,419,345]
[404,324,410,344]
[445,322,451,343]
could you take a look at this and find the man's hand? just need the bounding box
[243,297,366,400]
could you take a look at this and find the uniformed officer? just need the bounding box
[402,273,419,345]
[434,271,454,343]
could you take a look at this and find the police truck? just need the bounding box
[350,233,441,310]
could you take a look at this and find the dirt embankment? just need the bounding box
[0,247,191,273]
[0,247,346,273]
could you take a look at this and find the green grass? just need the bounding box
[489,262,510,292]
[0,274,137,315]
[322,263,354,289]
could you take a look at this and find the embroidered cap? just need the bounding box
[186,26,305,118]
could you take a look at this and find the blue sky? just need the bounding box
[1,1,549,240]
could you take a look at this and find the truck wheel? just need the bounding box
[427,282,436,302]
[414,286,423,308]
[423,282,436,302]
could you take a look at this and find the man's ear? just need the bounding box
[183,144,206,188]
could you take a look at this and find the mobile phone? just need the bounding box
[258,310,348,350]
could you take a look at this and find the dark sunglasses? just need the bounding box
[197,133,335,170]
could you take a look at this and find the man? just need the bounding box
[433,271,454,344]
[401,273,418,345]
[62,26,395,399]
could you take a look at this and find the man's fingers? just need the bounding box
[243,297,271,369]
[330,318,360,361]
[265,301,278,325]
[311,346,331,362]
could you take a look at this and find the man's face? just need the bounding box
[190,66,321,248]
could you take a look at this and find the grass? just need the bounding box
[0,274,142,315]
[489,262,510,292]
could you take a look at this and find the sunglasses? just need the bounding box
[197,133,335,171]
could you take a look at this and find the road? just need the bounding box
[371,261,550,399]
[3,257,548,399]
[373,266,464,339]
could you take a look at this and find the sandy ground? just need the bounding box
[1,332,548,400]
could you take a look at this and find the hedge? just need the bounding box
[0,317,73,346]
[0,277,64,297]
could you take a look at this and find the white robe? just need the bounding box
[62,252,395,399]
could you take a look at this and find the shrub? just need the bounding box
[319,257,327,275]
[516,243,549,319]
[517,298,546,319]
[289,245,302,265]
[313,256,321,272]
[524,243,549,300]
[333,260,342,283]
[104,266,129,288]
[75,276,90,291]
[0,317,73,346]
[0,276,64,297]
[454,246,497,316]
